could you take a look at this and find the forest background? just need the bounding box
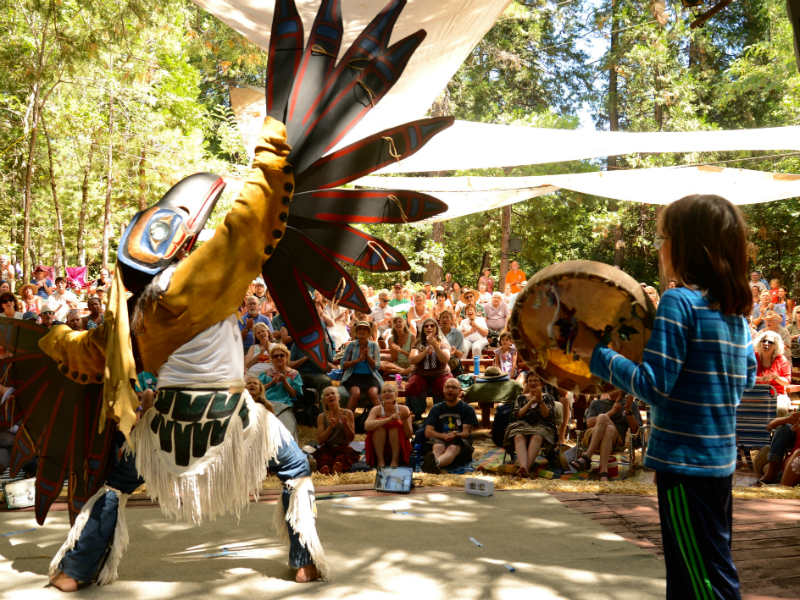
[1,0,799,294]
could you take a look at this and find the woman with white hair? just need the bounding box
[244,321,272,376]
[754,329,791,395]
[763,310,792,361]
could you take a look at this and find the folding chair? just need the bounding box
[736,384,777,469]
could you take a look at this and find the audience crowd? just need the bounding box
[1,259,799,486]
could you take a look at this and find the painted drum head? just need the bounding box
[509,260,655,394]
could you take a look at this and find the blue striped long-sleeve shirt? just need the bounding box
[590,287,756,477]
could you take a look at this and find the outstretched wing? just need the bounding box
[291,188,446,224]
[0,317,114,525]
[262,0,453,368]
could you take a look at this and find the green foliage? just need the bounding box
[0,0,799,293]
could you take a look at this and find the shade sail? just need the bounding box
[356,167,800,219]
[217,2,800,218]
[194,0,511,147]
[373,120,800,173]
[231,86,800,168]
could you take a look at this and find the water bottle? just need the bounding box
[411,442,423,472]
[473,355,480,375]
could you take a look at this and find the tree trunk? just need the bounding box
[499,205,511,287]
[421,98,449,285]
[424,221,445,285]
[613,221,624,267]
[21,15,51,283]
[43,117,68,273]
[22,91,41,283]
[479,251,491,287]
[138,147,148,210]
[102,97,114,269]
[77,140,95,265]
[607,0,620,170]
[607,0,624,268]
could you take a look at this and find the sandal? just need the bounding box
[569,454,591,472]
[598,472,609,482]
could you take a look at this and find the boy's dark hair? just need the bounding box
[659,194,751,316]
[55,276,65,285]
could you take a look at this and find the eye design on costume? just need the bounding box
[149,219,172,244]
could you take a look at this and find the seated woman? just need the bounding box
[758,410,800,485]
[380,316,414,378]
[405,318,451,420]
[407,292,433,337]
[18,283,42,315]
[493,331,517,378]
[340,321,382,417]
[0,292,22,319]
[314,386,358,474]
[352,309,378,341]
[364,382,413,468]
[754,329,791,397]
[244,322,272,376]
[449,281,462,307]
[503,373,557,477]
[431,289,452,321]
[570,391,639,481]
[257,343,303,438]
[459,304,489,358]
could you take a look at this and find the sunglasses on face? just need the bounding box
[761,340,775,346]
[271,354,286,359]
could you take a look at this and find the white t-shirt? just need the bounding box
[158,314,244,388]
[49,290,78,321]
[459,316,488,343]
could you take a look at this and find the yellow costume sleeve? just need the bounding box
[39,269,139,437]
[135,117,293,373]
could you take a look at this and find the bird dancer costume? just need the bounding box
[0,0,453,590]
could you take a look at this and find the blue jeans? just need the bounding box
[270,433,314,568]
[59,435,142,582]
[60,430,316,581]
[767,424,797,463]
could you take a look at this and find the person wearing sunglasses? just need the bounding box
[754,329,791,395]
[0,292,22,319]
[258,343,303,438]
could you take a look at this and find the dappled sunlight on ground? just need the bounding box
[0,489,666,599]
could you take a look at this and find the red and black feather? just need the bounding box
[266,0,305,121]
[295,116,454,193]
[291,188,446,224]
[290,30,426,172]
[285,0,343,147]
[288,217,408,272]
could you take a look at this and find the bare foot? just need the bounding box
[50,571,79,592]
[332,461,344,474]
[295,563,320,583]
[389,462,399,467]
[319,465,330,475]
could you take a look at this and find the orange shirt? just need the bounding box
[505,269,526,294]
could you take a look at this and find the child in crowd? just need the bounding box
[493,331,517,378]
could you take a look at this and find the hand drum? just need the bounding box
[509,260,655,394]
